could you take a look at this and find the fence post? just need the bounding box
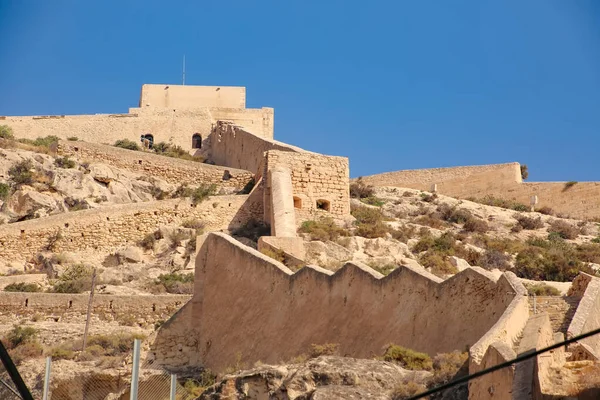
[42,356,52,400]
[170,374,177,400]
[533,294,537,314]
[130,339,141,400]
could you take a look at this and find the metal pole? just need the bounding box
[169,374,177,400]
[182,55,186,85]
[533,293,537,314]
[42,356,51,400]
[82,268,97,351]
[130,338,141,400]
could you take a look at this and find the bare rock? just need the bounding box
[3,188,65,221]
[201,356,431,400]
[449,256,471,272]
[89,163,117,184]
[116,246,143,264]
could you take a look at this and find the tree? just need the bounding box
[520,164,529,180]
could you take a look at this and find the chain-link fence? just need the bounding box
[1,337,202,400]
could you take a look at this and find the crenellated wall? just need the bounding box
[359,163,600,219]
[58,140,254,188]
[567,273,600,360]
[152,232,521,372]
[0,195,261,260]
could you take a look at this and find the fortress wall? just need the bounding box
[360,163,600,219]
[468,342,516,400]
[0,292,190,326]
[0,109,214,151]
[58,140,254,188]
[153,233,519,372]
[210,122,300,173]
[264,150,350,223]
[139,84,246,109]
[359,163,522,190]
[211,107,274,139]
[0,195,261,260]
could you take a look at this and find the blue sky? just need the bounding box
[1,1,599,181]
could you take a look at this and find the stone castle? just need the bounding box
[2,84,600,399]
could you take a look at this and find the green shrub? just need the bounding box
[4,282,41,292]
[419,251,458,276]
[54,156,76,169]
[139,232,158,250]
[67,136,79,141]
[351,205,391,238]
[0,125,14,139]
[8,340,43,365]
[6,325,37,348]
[412,215,448,230]
[536,206,554,216]
[463,217,489,233]
[114,139,140,151]
[548,220,580,240]
[437,204,472,224]
[0,182,11,200]
[155,273,194,294]
[298,218,348,242]
[527,283,561,296]
[369,262,397,276]
[48,346,75,360]
[420,192,438,203]
[84,332,145,356]
[391,224,417,243]
[383,345,433,371]
[8,159,34,185]
[515,214,544,230]
[349,178,375,199]
[478,249,512,270]
[261,248,286,264]
[190,184,217,205]
[413,232,456,253]
[513,242,594,281]
[231,218,271,242]
[153,142,204,162]
[50,264,93,293]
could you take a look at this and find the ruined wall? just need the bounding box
[0,292,190,327]
[139,84,246,109]
[153,233,520,372]
[360,163,600,219]
[0,195,261,260]
[211,108,274,139]
[58,140,254,188]
[264,150,350,223]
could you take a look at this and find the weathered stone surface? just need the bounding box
[116,246,143,263]
[201,356,431,400]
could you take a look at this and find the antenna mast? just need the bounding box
[182,55,186,85]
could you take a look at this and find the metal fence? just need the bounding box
[2,338,199,400]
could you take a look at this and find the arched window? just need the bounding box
[141,133,154,149]
[316,199,331,212]
[192,133,202,149]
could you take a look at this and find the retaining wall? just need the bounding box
[0,195,261,260]
[152,232,520,372]
[567,273,600,359]
[58,140,254,188]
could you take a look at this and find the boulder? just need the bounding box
[116,247,143,264]
[89,163,117,184]
[3,188,65,221]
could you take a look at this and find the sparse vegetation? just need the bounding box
[154,272,194,294]
[478,249,512,270]
[298,218,348,242]
[563,181,578,191]
[4,282,41,292]
[527,283,561,296]
[261,248,286,264]
[514,214,544,230]
[548,220,580,240]
[536,206,554,215]
[2,325,43,365]
[349,178,375,199]
[392,381,427,400]
[463,217,489,233]
[0,182,10,200]
[8,159,34,185]
[469,195,529,212]
[114,139,140,151]
[67,136,79,141]
[383,344,433,371]
[191,184,217,204]
[391,224,417,243]
[152,141,204,162]
[309,343,340,358]
[352,204,391,239]
[0,125,14,139]
[361,196,385,206]
[50,264,94,293]
[54,155,76,169]
[520,164,529,180]
[369,262,397,276]
[231,218,271,242]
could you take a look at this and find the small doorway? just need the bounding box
[141,134,154,149]
[192,133,202,149]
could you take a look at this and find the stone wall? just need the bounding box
[359,163,600,220]
[152,233,520,372]
[58,140,254,188]
[209,121,301,173]
[0,292,190,326]
[139,84,246,109]
[0,195,261,260]
[264,150,350,223]
[567,274,600,359]
[0,84,274,151]
[468,342,516,400]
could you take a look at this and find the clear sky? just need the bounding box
[1,1,599,181]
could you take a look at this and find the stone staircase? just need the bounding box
[528,296,581,334]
